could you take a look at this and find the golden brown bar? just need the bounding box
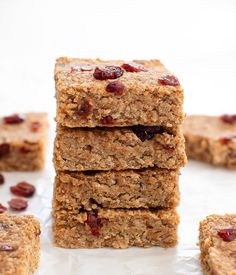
[54,126,186,171]
[0,112,48,171]
[53,208,179,249]
[199,214,236,274]
[55,57,184,132]
[0,214,40,275]
[183,115,236,169]
[54,168,179,210]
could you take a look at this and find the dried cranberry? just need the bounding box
[220,115,236,124]
[219,137,232,145]
[217,228,236,242]
[0,173,4,185]
[8,198,28,211]
[93,66,124,80]
[10,181,35,198]
[83,170,98,176]
[30,121,41,132]
[158,75,180,86]
[3,114,25,124]
[132,125,164,142]
[19,147,31,154]
[0,144,10,158]
[0,244,15,252]
[70,66,93,73]
[106,81,125,96]
[100,115,114,125]
[85,211,101,236]
[121,63,147,72]
[0,204,7,214]
[77,98,93,117]
[163,144,176,150]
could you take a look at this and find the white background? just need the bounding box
[0,0,236,274]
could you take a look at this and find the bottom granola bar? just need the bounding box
[53,208,179,249]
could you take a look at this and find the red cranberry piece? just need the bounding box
[163,144,176,150]
[217,228,236,242]
[3,114,25,124]
[158,75,180,86]
[70,65,93,73]
[10,181,35,198]
[70,66,79,73]
[83,170,98,176]
[121,63,147,72]
[220,115,236,124]
[0,244,15,252]
[132,125,164,142]
[77,98,93,117]
[8,198,28,211]
[0,173,5,185]
[0,144,10,158]
[85,211,101,236]
[19,147,31,154]
[106,81,125,96]
[0,204,7,214]
[93,66,124,80]
[100,115,114,125]
[219,137,232,145]
[30,121,41,132]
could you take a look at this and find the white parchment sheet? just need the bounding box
[1,126,236,275]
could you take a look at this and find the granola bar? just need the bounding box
[0,214,40,274]
[54,126,186,171]
[53,208,179,248]
[199,214,236,274]
[53,168,179,210]
[55,57,184,132]
[0,112,48,171]
[183,115,236,168]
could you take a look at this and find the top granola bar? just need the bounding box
[55,57,184,131]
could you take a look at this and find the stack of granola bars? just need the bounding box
[53,57,186,248]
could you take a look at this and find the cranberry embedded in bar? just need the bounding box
[93,66,124,80]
